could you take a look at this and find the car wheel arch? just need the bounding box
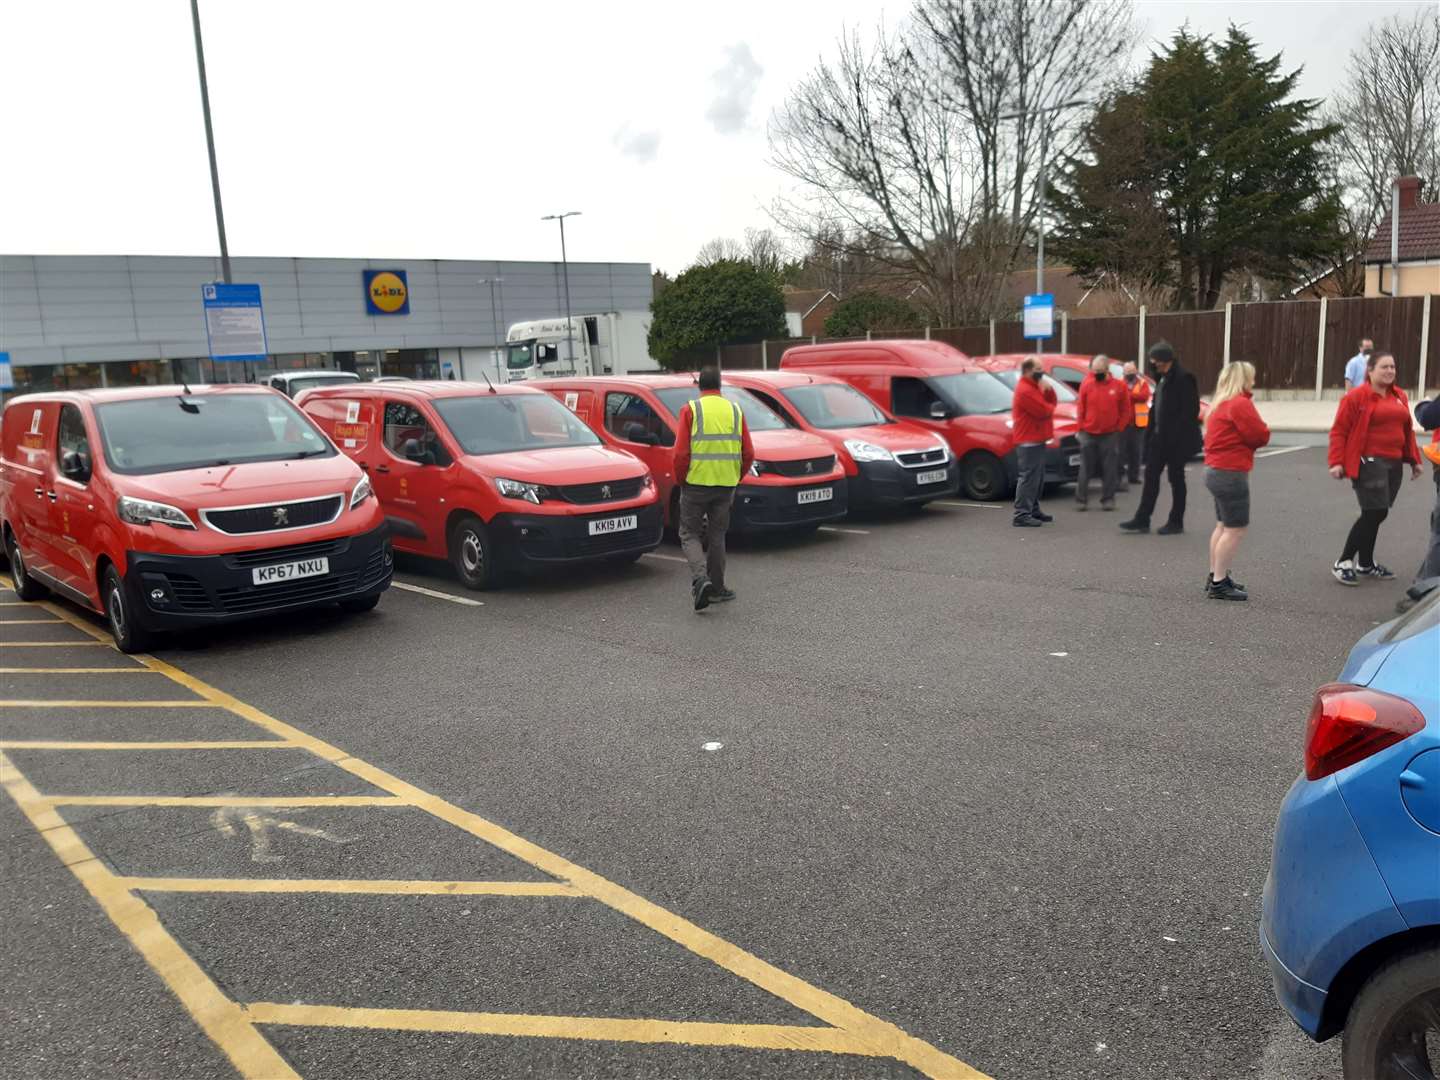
[1317,924,1440,1041]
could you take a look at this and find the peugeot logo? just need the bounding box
[804,460,814,474]
[600,484,612,500]
[273,506,290,526]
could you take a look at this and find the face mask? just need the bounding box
[1362,348,1372,356]
[1095,372,1108,382]
[1125,374,1137,384]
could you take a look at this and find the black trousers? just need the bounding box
[1121,424,1145,483]
[1133,444,1188,527]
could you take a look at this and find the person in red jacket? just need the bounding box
[1328,350,1423,585]
[1010,356,1057,527]
[1074,354,1129,511]
[1202,362,1270,601]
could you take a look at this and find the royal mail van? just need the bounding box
[724,371,959,509]
[780,341,1081,500]
[537,375,848,532]
[301,381,660,588]
[0,386,391,652]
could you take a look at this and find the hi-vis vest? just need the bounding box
[687,395,744,487]
[1131,382,1150,428]
[1424,429,1440,468]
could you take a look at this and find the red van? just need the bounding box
[537,375,848,532]
[301,381,660,589]
[780,340,1080,500]
[724,371,959,510]
[971,355,1079,423]
[0,386,391,652]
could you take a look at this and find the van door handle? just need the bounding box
[357,462,369,472]
[374,464,390,474]
[46,491,58,501]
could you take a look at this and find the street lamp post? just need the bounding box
[541,211,582,373]
[189,0,237,381]
[999,98,1093,296]
[478,276,505,382]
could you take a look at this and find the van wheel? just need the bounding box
[1341,945,1440,1080]
[102,566,153,654]
[448,515,498,590]
[961,452,1006,501]
[6,532,49,602]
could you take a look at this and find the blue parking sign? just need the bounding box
[202,283,268,362]
[1023,293,1054,340]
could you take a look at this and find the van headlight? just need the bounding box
[495,477,545,504]
[117,496,195,529]
[843,439,894,463]
[349,474,373,509]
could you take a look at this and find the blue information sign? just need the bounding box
[0,351,12,391]
[202,283,269,362]
[1022,293,1054,340]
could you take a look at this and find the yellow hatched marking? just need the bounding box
[0,752,299,1079]
[120,877,582,897]
[0,700,218,708]
[0,740,296,751]
[0,667,159,674]
[10,591,985,1078]
[244,1003,875,1056]
[43,795,405,808]
[0,641,110,647]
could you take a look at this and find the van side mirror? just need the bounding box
[624,422,659,446]
[929,401,953,420]
[60,450,90,480]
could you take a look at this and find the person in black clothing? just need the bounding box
[1120,341,1202,536]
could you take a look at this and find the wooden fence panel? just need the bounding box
[1230,300,1321,391]
[1066,316,1141,364]
[718,342,764,370]
[1143,310,1227,389]
[930,326,992,355]
[1323,297,1425,388]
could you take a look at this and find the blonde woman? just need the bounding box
[1202,362,1270,600]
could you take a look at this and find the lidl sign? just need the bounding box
[364,269,410,315]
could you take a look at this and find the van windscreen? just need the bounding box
[432,393,601,454]
[928,372,1014,415]
[989,369,1077,402]
[95,394,334,475]
[779,383,892,428]
[654,387,787,431]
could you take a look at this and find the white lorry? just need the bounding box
[504,311,659,382]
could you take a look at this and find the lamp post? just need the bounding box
[999,98,1093,296]
[541,211,582,373]
[189,0,237,381]
[478,276,505,382]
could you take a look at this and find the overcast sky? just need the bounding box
[0,0,1429,276]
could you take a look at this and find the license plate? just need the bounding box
[797,487,834,505]
[252,557,329,586]
[915,469,948,485]
[1068,454,1082,466]
[588,514,637,535]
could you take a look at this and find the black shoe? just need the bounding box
[1357,563,1396,581]
[1157,522,1184,536]
[1031,510,1054,523]
[712,587,736,602]
[1119,519,1150,533]
[1206,576,1248,601]
[692,578,714,611]
[1101,500,1116,511]
[1013,516,1042,527]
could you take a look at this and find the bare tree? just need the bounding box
[692,237,746,266]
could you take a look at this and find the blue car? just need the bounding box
[1262,587,1440,1077]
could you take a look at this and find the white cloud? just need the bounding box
[613,126,661,163]
[706,43,763,135]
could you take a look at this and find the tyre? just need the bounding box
[1341,945,1440,1079]
[448,514,498,590]
[961,451,1007,501]
[338,593,381,614]
[102,565,153,654]
[6,531,49,602]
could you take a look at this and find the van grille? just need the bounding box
[216,570,360,614]
[555,477,645,504]
[204,496,343,535]
[767,455,836,478]
[162,573,211,612]
[895,447,947,468]
[226,539,345,568]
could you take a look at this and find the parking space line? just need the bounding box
[0,700,223,708]
[5,592,988,1079]
[0,641,111,647]
[390,581,484,606]
[0,752,301,1080]
[1254,445,1312,459]
[0,617,64,624]
[120,877,583,897]
[933,500,1005,510]
[642,551,687,563]
[244,1003,877,1057]
[0,667,159,674]
[0,740,297,751]
[819,526,870,535]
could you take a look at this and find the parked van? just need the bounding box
[971,355,1079,423]
[780,341,1080,500]
[725,371,959,510]
[537,375,848,532]
[0,386,391,652]
[257,370,362,398]
[301,381,660,589]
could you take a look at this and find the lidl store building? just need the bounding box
[0,254,652,393]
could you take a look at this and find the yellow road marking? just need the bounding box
[0,618,63,624]
[0,740,296,751]
[0,641,110,647]
[120,877,583,896]
[243,1004,875,1055]
[12,592,986,1078]
[0,700,218,708]
[43,795,406,808]
[0,753,299,1079]
[0,667,158,674]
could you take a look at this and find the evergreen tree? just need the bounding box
[647,260,786,367]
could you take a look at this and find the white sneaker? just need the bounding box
[1332,559,1359,586]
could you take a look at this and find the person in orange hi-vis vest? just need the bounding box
[1121,360,1152,487]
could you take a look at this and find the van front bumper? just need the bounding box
[848,460,959,508]
[126,523,392,629]
[732,480,848,531]
[493,502,663,566]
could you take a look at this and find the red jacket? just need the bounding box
[1328,383,1420,479]
[1203,392,1270,471]
[672,391,756,484]
[1076,374,1130,435]
[1011,374,1057,445]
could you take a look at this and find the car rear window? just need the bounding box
[654,387,787,430]
[431,393,601,455]
[95,394,334,475]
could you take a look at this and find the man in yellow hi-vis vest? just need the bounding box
[673,366,755,610]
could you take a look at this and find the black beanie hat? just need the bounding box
[1148,341,1176,364]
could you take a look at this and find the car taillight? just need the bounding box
[1304,683,1425,781]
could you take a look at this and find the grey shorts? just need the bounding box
[1353,457,1403,511]
[1205,467,1250,527]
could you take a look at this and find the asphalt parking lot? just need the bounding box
[3,439,1433,1080]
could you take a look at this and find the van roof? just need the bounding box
[539,374,702,391]
[302,379,542,400]
[3,384,273,407]
[981,353,1097,366]
[723,370,846,389]
[780,339,974,372]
